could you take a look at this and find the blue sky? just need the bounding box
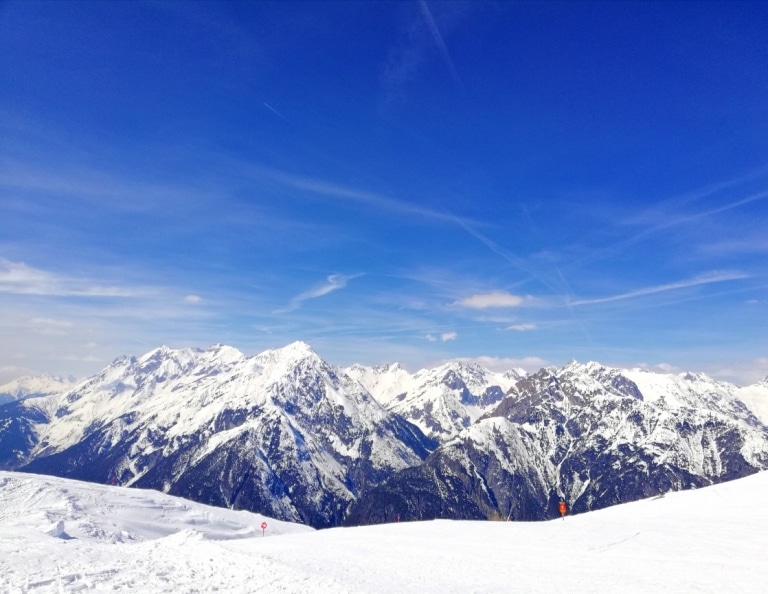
[1,1,767,384]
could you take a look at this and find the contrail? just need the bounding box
[418,0,462,87]
[263,102,289,122]
[569,271,749,306]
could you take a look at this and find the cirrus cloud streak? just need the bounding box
[569,271,749,306]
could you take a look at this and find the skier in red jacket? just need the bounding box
[559,500,567,520]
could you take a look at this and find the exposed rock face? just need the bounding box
[346,363,768,524]
[1,342,434,528]
[3,348,767,529]
[346,361,521,440]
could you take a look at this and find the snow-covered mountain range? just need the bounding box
[0,342,433,528]
[1,342,767,529]
[345,361,522,439]
[347,361,768,524]
[0,373,75,406]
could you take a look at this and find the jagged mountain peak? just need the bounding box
[4,341,768,531]
[200,343,246,366]
[255,340,320,366]
[416,360,498,389]
[1,340,435,528]
[680,370,713,383]
[205,342,243,355]
[503,368,527,381]
[137,344,197,363]
[373,362,403,373]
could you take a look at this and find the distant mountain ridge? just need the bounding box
[345,361,522,440]
[1,342,767,529]
[0,373,75,406]
[346,361,768,524]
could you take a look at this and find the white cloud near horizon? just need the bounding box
[0,259,139,298]
[30,317,74,336]
[507,323,536,332]
[0,365,35,385]
[31,317,73,328]
[635,361,681,374]
[709,357,768,387]
[425,331,457,342]
[570,271,749,306]
[455,291,526,309]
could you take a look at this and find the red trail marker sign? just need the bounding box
[261,521,268,536]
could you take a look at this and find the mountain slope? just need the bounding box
[347,361,768,524]
[346,361,522,440]
[3,347,766,531]
[2,342,434,528]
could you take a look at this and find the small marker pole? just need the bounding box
[261,521,267,536]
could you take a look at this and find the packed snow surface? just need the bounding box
[1,470,766,593]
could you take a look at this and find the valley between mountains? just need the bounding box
[1,341,767,529]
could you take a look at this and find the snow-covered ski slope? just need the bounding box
[1,470,766,593]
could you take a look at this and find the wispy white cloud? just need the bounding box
[636,189,768,238]
[449,217,574,305]
[62,354,102,363]
[266,169,461,225]
[710,357,768,386]
[0,159,194,214]
[295,274,356,301]
[0,259,141,297]
[425,331,457,342]
[624,165,768,229]
[381,0,467,104]
[507,323,536,332]
[30,317,73,336]
[31,317,73,328]
[257,169,571,308]
[454,291,526,309]
[699,237,768,255]
[0,365,34,384]
[635,361,681,374]
[184,294,203,304]
[569,168,768,269]
[277,274,359,313]
[570,271,749,306]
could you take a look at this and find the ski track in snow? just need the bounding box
[1,470,767,593]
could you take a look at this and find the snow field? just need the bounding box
[1,469,767,593]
